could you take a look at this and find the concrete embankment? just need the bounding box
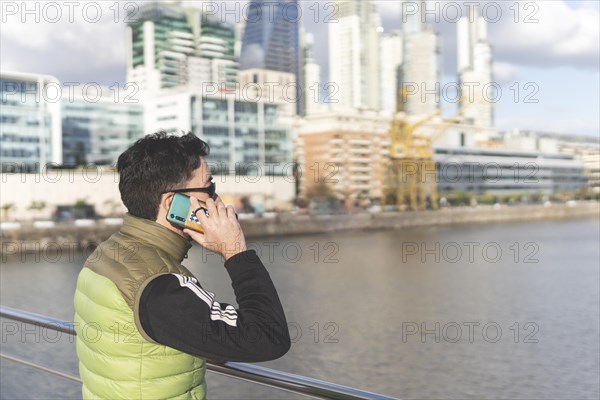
[1,202,598,259]
[241,202,600,237]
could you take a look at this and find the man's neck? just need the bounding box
[155,214,189,239]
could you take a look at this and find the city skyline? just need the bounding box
[0,0,598,136]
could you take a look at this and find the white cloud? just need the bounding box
[493,62,519,85]
[489,0,599,70]
[376,0,403,18]
[377,1,598,71]
[0,1,126,82]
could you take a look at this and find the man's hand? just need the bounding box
[184,196,247,261]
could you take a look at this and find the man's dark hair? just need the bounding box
[116,131,210,220]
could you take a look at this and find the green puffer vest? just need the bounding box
[73,213,207,399]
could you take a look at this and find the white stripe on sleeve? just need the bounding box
[173,274,238,327]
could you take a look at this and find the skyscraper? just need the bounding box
[187,15,239,90]
[239,0,301,113]
[398,0,441,116]
[126,3,193,92]
[457,3,494,127]
[380,30,403,114]
[126,2,238,96]
[328,0,382,112]
[302,31,322,115]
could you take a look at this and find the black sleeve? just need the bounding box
[138,249,291,363]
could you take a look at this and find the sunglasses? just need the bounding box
[162,181,216,199]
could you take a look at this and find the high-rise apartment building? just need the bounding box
[234,19,246,59]
[295,110,391,200]
[302,32,322,115]
[239,0,301,114]
[126,3,193,92]
[457,3,494,127]
[126,2,238,96]
[399,0,441,116]
[380,30,403,114]
[188,16,238,89]
[328,0,382,112]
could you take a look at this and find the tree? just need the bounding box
[305,181,336,200]
[74,198,90,208]
[292,159,301,199]
[477,193,497,205]
[1,203,15,221]
[28,200,47,211]
[28,200,47,220]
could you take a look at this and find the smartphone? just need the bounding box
[166,193,209,233]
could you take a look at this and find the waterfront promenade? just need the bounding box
[1,202,598,259]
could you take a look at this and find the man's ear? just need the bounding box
[158,193,173,217]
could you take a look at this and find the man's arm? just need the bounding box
[138,249,291,362]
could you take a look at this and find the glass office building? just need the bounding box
[152,90,293,176]
[197,95,292,175]
[62,94,144,166]
[0,71,62,172]
[434,147,588,194]
[239,0,301,113]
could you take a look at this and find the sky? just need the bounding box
[1,0,598,136]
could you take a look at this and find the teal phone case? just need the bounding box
[166,193,208,233]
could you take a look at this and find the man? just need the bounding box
[73,131,291,399]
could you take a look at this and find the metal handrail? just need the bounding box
[0,305,398,400]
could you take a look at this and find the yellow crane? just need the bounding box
[384,94,465,211]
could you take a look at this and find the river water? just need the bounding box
[1,218,599,399]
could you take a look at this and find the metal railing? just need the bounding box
[0,306,397,400]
